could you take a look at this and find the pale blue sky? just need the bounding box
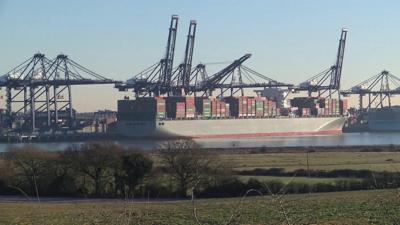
[0,0,400,111]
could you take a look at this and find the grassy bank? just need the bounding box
[0,189,399,225]
[204,151,400,172]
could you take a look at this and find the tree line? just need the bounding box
[0,140,226,198]
[0,142,153,198]
[1,140,400,199]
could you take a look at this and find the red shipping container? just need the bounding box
[211,100,218,117]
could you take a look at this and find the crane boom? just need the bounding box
[331,28,348,89]
[160,15,179,90]
[181,20,197,93]
[201,54,251,88]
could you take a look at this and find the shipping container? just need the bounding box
[255,99,264,117]
[225,103,230,117]
[117,98,165,121]
[155,97,166,119]
[263,100,270,117]
[211,100,217,117]
[291,97,319,108]
[224,96,248,117]
[195,97,211,118]
[117,95,347,121]
[340,99,349,115]
[185,96,195,118]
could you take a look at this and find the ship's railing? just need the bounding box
[157,114,346,121]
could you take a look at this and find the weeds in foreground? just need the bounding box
[5,187,400,225]
[189,174,312,225]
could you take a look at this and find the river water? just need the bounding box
[0,132,399,152]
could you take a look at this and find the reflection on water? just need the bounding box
[198,132,400,148]
[0,132,399,152]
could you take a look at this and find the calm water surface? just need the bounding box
[0,132,399,152]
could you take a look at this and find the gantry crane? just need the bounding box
[0,53,119,132]
[172,20,197,95]
[117,15,293,98]
[341,70,400,110]
[159,15,179,95]
[295,28,348,99]
[192,54,293,97]
[117,15,180,97]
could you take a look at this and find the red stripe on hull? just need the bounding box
[191,129,342,139]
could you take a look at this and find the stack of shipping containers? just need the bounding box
[290,97,348,117]
[255,97,265,118]
[185,97,195,118]
[225,96,247,117]
[203,99,211,118]
[263,100,269,117]
[117,98,166,121]
[175,102,186,119]
[237,97,248,117]
[326,98,332,116]
[155,97,166,119]
[166,97,187,119]
[326,99,332,115]
[211,99,218,118]
[195,98,211,118]
[118,95,348,121]
[340,99,349,115]
[225,103,230,117]
[225,96,278,118]
[269,99,277,117]
[247,98,255,117]
[219,101,226,118]
[325,98,340,116]
[334,99,340,115]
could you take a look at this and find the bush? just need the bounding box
[202,177,247,198]
[141,182,177,199]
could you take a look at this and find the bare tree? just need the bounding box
[63,142,123,197]
[158,139,215,197]
[4,145,55,200]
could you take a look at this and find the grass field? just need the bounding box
[0,189,399,225]
[152,150,400,172]
[215,151,400,172]
[2,148,400,224]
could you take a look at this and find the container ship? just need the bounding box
[367,107,400,132]
[116,95,348,139]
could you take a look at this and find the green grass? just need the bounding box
[216,151,400,172]
[238,175,359,185]
[0,189,399,225]
[152,150,400,172]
